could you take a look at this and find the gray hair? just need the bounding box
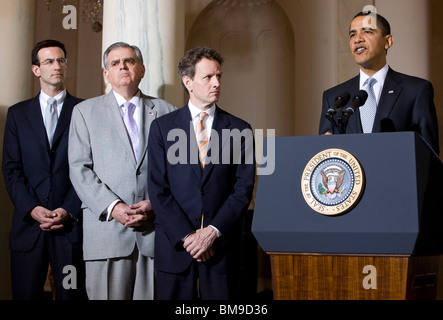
[103,42,144,70]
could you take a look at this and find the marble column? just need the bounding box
[0,0,36,300]
[102,0,185,106]
[0,0,36,107]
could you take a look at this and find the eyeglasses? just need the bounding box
[39,58,68,66]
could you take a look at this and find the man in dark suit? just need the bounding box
[2,40,86,300]
[319,11,440,155]
[148,47,256,300]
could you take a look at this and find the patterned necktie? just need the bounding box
[196,112,209,169]
[360,77,377,133]
[120,101,139,161]
[45,97,58,147]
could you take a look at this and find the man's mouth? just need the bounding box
[354,47,366,54]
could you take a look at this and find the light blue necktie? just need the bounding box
[360,77,377,133]
[45,97,58,147]
[120,101,139,161]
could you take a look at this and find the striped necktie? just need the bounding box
[196,112,209,169]
[360,77,377,133]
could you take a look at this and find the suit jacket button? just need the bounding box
[201,191,206,196]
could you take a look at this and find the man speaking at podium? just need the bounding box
[318,10,440,156]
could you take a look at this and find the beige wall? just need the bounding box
[0,0,36,301]
[0,0,442,299]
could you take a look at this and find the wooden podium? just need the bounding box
[270,254,440,300]
[252,133,443,300]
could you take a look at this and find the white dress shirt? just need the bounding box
[187,101,221,238]
[39,89,66,122]
[359,64,389,104]
[106,90,142,220]
[188,101,216,141]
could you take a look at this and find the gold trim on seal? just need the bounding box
[301,148,365,216]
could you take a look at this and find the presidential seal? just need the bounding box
[301,149,364,216]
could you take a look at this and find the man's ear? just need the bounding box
[103,69,110,83]
[182,76,193,93]
[385,34,394,51]
[182,76,193,92]
[31,65,41,78]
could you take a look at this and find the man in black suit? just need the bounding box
[2,40,86,300]
[319,11,440,155]
[148,47,256,300]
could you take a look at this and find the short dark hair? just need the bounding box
[103,42,144,70]
[178,47,224,93]
[352,11,391,36]
[31,39,67,66]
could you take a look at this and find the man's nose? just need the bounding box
[212,77,220,87]
[354,33,364,44]
[52,60,63,68]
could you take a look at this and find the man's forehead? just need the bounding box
[38,46,65,57]
[108,47,136,58]
[350,15,378,31]
[195,59,221,72]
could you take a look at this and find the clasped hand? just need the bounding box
[31,206,69,232]
[183,227,218,262]
[111,200,154,228]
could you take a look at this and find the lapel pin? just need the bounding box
[149,111,155,116]
[388,90,394,94]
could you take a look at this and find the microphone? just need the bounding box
[343,90,369,116]
[327,92,351,116]
[325,92,351,133]
[338,90,369,134]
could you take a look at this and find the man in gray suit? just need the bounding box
[68,42,176,299]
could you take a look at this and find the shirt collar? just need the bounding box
[360,64,389,88]
[40,90,66,106]
[113,90,141,108]
[188,101,216,119]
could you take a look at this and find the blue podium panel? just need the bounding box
[252,132,443,255]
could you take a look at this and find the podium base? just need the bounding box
[270,253,441,300]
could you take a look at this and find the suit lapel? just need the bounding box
[138,94,156,166]
[373,68,403,132]
[26,94,49,149]
[175,106,202,179]
[51,92,77,148]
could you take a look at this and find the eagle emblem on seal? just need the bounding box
[319,166,346,196]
